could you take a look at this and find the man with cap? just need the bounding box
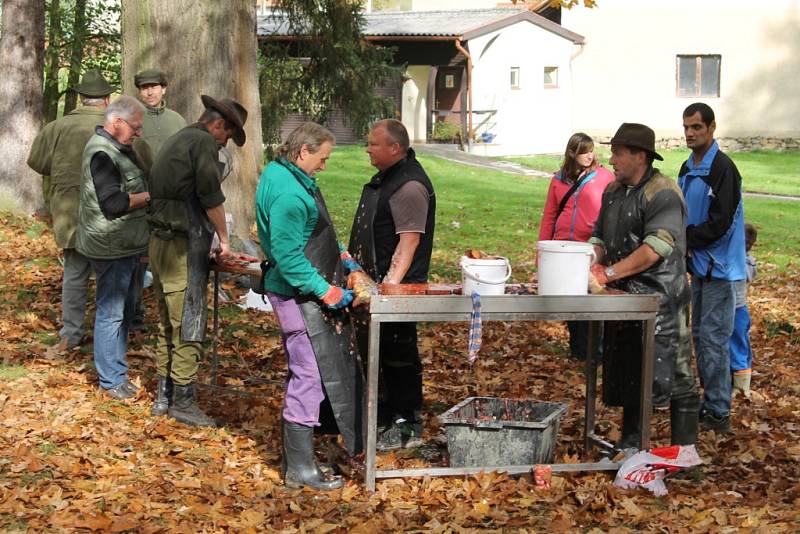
[27,69,114,358]
[588,123,700,450]
[678,102,746,434]
[131,69,187,332]
[147,95,248,427]
[134,69,187,156]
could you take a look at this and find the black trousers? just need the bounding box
[566,320,602,361]
[355,319,423,423]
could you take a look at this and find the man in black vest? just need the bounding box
[349,119,436,451]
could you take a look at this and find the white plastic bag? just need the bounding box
[613,445,703,496]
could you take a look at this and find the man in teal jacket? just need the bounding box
[256,122,362,491]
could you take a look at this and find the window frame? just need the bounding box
[543,66,559,89]
[676,54,721,98]
[510,66,521,90]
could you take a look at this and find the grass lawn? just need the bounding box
[500,147,800,197]
[319,145,800,279]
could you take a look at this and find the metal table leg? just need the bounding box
[583,320,599,457]
[639,317,656,450]
[365,317,381,492]
[210,269,220,387]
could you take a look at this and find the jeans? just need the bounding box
[691,276,736,418]
[131,260,147,327]
[90,255,139,389]
[730,305,753,372]
[60,248,92,345]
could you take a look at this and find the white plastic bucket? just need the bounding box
[460,256,512,296]
[536,240,596,295]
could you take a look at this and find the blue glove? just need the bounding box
[341,256,363,274]
[321,286,354,310]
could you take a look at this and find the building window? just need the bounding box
[510,67,521,89]
[544,66,558,88]
[677,55,720,97]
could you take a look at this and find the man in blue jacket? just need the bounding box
[678,103,746,433]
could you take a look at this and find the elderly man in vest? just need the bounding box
[130,69,188,332]
[76,95,151,399]
[147,95,247,427]
[27,70,114,358]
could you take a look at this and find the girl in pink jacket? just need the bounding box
[538,133,614,360]
[538,133,614,243]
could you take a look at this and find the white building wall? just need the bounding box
[468,22,576,155]
[562,0,800,139]
[402,66,431,143]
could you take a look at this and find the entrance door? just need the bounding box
[434,66,462,123]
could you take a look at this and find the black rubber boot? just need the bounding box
[619,404,641,450]
[168,383,218,428]
[282,421,343,491]
[150,376,172,416]
[670,394,700,445]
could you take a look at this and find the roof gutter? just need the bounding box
[454,38,473,146]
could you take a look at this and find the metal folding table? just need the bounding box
[364,293,660,491]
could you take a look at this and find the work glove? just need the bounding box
[340,249,363,274]
[320,285,354,310]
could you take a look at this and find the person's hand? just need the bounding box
[320,286,354,310]
[347,271,377,307]
[590,263,609,286]
[214,241,234,263]
[340,250,362,274]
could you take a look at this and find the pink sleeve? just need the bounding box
[538,177,560,242]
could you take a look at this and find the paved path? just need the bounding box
[414,144,551,177]
[414,144,800,201]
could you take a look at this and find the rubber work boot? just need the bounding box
[618,405,641,450]
[168,383,218,428]
[732,369,752,398]
[150,376,172,416]
[282,421,343,491]
[670,395,700,445]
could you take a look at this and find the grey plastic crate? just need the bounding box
[438,397,567,467]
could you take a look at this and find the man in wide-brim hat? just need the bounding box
[588,122,700,451]
[27,69,115,358]
[146,95,250,427]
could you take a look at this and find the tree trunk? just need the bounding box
[43,0,62,122]
[121,0,264,238]
[0,0,45,213]
[62,0,86,114]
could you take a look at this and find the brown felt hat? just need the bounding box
[603,123,663,161]
[200,94,248,147]
[134,69,167,88]
[72,69,115,97]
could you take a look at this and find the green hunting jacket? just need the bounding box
[141,100,187,156]
[148,123,225,239]
[27,106,105,248]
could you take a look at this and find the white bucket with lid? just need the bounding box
[460,256,512,296]
[536,240,596,295]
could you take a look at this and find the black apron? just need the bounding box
[180,158,228,343]
[286,163,363,455]
[181,195,214,343]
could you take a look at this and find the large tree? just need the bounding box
[260,0,398,152]
[0,0,45,214]
[121,0,263,237]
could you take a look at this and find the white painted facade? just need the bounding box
[467,21,576,155]
[561,0,800,139]
[401,66,432,143]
